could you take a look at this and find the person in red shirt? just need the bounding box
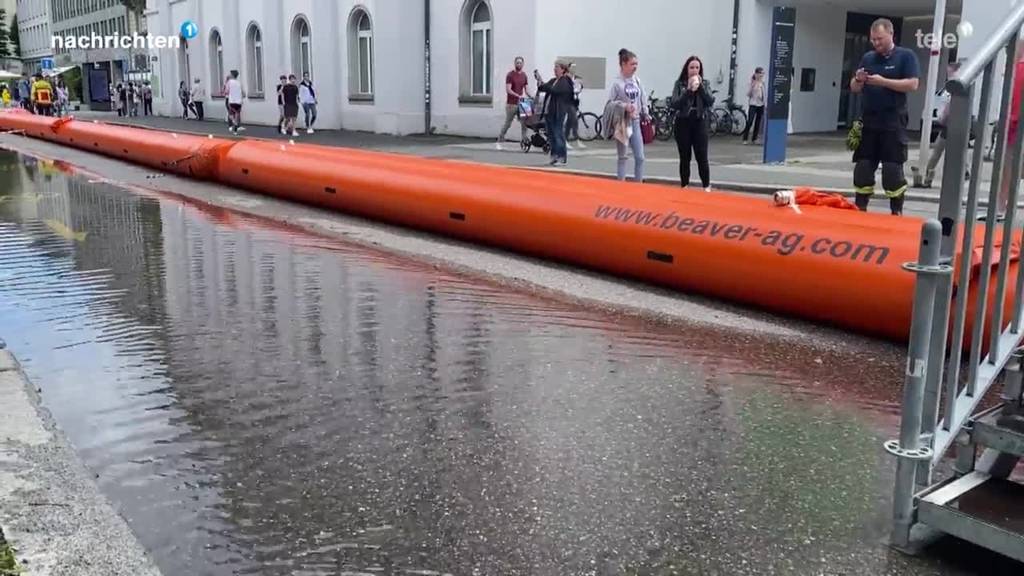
[996,42,1024,215]
[496,56,532,150]
[1009,46,1024,152]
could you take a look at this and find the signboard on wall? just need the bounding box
[764,6,796,164]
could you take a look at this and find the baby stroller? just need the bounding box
[518,96,550,154]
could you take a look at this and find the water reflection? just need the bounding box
[0,149,1017,575]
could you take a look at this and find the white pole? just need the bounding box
[915,0,948,187]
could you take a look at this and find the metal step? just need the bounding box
[972,407,1024,458]
[918,471,1024,563]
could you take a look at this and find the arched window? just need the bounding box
[347,8,374,97]
[291,16,312,80]
[460,1,492,98]
[209,29,224,95]
[245,23,264,96]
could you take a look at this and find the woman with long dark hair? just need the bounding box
[670,55,714,190]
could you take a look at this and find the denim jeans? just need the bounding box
[303,103,317,128]
[616,117,646,182]
[548,112,567,161]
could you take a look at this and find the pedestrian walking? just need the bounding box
[55,78,69,117]
[849,18,920,216]
[178,81,191,119]
[299,73,317,134]
[741,67,766,144]
[282,74,300,137]
[1,84,10,108]
[142,81,153,116]
[919,61,962,188]
[190,78,206,121]
[225,70,246,134]
[604,48,648,182]
[128,82,138,117]
[18,77,30,111]
[31,75,54,117]
[120,83,130,117]
[221,75,232,122]
[566,69,586,149]
[497,56,530,150]
[670,55,714,190]
[275,75,288,134]
[535,60,575,166]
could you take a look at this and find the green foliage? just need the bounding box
[0,528,20,576]
[0,10,10,59]
[63,67,83,101]
[7,13,18,58]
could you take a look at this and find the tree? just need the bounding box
[0,9,10,59]
[8,13,18,58]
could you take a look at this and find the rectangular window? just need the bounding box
[358,37,371,94]
[472,30,484,94]
[301,42,310,79]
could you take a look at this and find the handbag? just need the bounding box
[636,77,655,144]
[640,116,655,144]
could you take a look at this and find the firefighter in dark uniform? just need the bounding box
[850,18,920,216]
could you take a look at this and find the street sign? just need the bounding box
[40,58,54,71]
[764,6,796,164]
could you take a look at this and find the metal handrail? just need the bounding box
[890,2,1024,555]
[948,2,1024,94]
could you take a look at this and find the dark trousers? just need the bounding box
[189,101,204,120]
[674,116,710,188]
[144,98,152,116]
[742,105,764,142]
[548,112,567,161]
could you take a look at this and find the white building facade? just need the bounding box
[142,0,1010,138]
[15,0,52,73]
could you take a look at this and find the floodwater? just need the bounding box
[0,149,1019,576]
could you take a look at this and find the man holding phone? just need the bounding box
[850,18,920,216]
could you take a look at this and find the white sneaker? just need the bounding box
[704,187,712,192]
[291,130,299,137]
[280,127,286,135]
[306,128,314,134]
[495,142,503,151]
[237,126,246,132]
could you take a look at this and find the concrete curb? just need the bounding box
[0,348,162,576]
[53,115,1018,207]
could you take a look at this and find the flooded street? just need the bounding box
[0,149,1018,575]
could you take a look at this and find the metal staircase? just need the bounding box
[887,2,1024,563]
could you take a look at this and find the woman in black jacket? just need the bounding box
[670,55,715,190]
[535,59,575,166]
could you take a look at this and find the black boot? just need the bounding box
[889,195,905,216]
[855,194,870,212]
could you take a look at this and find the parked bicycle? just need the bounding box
[710,90,748,137]
[576,109,602,142]
[647,91,675,141]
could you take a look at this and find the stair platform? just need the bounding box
[918,471,1024,563]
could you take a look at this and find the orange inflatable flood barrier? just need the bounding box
[1,110,1018,342]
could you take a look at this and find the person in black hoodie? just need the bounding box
[670,55,715,190]
[534,59,575,166]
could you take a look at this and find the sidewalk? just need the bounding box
[68,111,992,203]
[0,347,161,575]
